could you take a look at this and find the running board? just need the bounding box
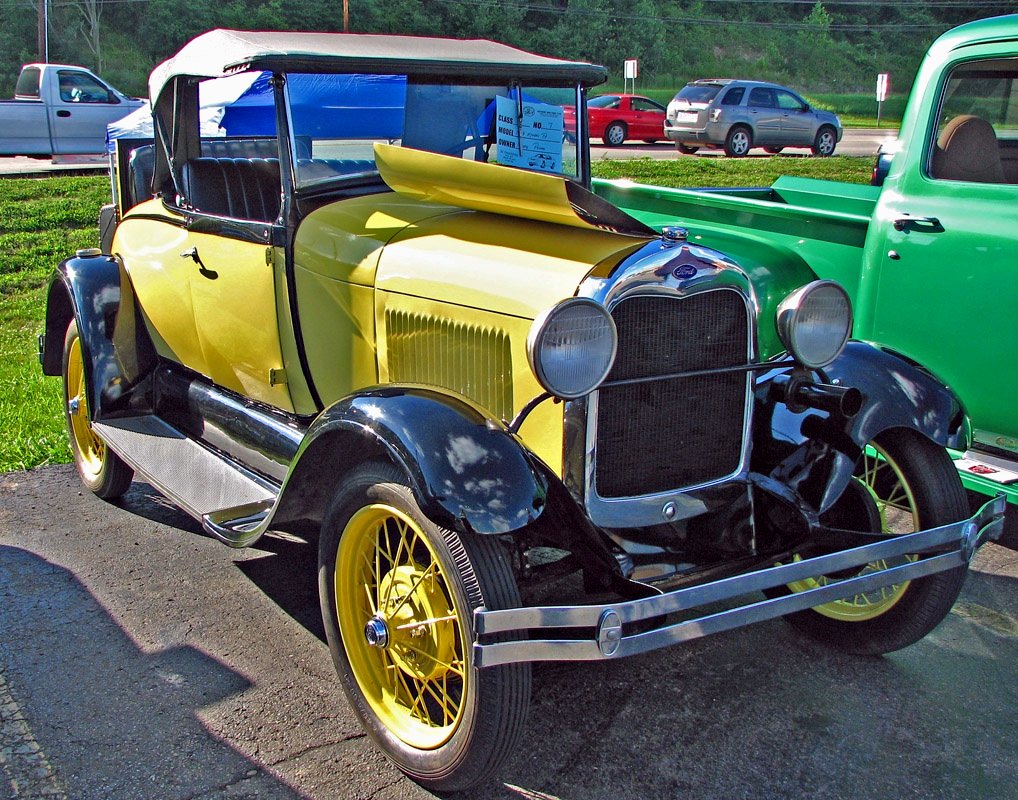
[92,416,277,542]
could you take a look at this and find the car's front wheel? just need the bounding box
[319,461,530,791]
[603,122,627,146]
[812,125,837,156]
[62,320,133,498]
[780,430,969,655]
[724,126,752,157]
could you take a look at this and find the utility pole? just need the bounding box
[343,0,349,32]
[37,0,49,62]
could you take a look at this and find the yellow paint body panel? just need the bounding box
[376,143,608,232]
[114,200,294,412]
[112,200,204,368]
[293,181,645,474]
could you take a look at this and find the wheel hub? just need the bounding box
[375,564,457,681]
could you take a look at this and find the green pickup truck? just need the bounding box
[595,14,1018,535]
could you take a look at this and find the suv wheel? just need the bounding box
[812,126,837,156]
[723,126,752,157]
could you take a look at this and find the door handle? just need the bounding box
[893,216,943,232]
[56,110,71,118]
[181,246,218,279]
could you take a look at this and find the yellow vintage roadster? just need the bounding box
[41,29,1003,790]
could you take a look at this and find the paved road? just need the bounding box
[2,465,1017,800]
[592,127,897,161]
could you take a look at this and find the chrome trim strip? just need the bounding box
[472,495,1005,668]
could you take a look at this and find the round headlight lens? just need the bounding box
[528,298,617,399]
[776,280,852,368]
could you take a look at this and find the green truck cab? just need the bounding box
[598,14,1018,535]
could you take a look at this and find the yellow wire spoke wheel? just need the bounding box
[65,334,107,481]
[319,461,530,791]
[789,442,917,622]
[60,321,133,499]
[336,504,467,749]
[780,430,969,655]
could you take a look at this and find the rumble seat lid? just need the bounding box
[374,144,656,238]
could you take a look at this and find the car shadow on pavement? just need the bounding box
[0,545,307,799]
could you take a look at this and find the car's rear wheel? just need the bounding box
[642,138,658,144]
[676,143,699,154]
[781,430,969,655]
[319,461,530,791]
[724,126,752,157]
[62,320,133,499]
[603,122,627,146]
[764,146,784,154]
[812,126,837,156]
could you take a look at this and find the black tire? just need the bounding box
[642,138,658,144]
[62,320,133,499]
[603,122,627,146]
[676,143,699,155]
[812,125,837,156]
[764,146,784,155]
[318,461,531,792]
[723,126,752,157]
[782,430,969,655]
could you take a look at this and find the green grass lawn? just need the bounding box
[0,158,873,472]
[0,176,108,472]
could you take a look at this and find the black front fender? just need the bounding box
[271,387,549,536]
[41,250,156,419]
[753,341,964,514]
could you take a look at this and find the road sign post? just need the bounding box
[876,72,890,127]
[624,59,638,94]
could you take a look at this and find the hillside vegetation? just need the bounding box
[1,1,1011,101]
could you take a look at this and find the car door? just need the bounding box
[863,55,1018,456]
[745,87,781,146]
[49,69,128,154]
[629,97,666,140]
[774,89,811,145]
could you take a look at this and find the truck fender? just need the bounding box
[40,250,157,420]
[753,341,965,514]
[270,387,549,537]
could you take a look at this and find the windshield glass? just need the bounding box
[675,84,722,104]
[286,73,579,189]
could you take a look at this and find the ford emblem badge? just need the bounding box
[673,264,698,280]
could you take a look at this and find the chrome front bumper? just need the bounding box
[473,495,1005,668]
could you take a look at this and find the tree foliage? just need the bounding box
[0,0,1010,98]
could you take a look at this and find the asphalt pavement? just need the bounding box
[2,465,1017,800]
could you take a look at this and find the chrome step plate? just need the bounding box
[956,451,1018,486]
[93,416,276,519]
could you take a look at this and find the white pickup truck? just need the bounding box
[0,63,143,157]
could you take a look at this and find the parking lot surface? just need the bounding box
[2,465,1016,800]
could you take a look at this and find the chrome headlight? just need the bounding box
[776,280,852,368]
[528,298,617,399]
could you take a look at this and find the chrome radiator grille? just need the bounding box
[594,291,750,499]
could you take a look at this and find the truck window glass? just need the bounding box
[15,66,41,98]
[57,70,114,103]
[929,58,1018,184]
[748,87,776,108]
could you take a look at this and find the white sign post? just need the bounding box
[876,72,890,128]
[624,59,638,94]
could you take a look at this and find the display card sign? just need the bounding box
[495,94,563,174]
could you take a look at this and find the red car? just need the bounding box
[564,93,667,146]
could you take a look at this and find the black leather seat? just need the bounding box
[181,157,281,221]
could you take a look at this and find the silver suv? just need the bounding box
[665,79,842,157]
